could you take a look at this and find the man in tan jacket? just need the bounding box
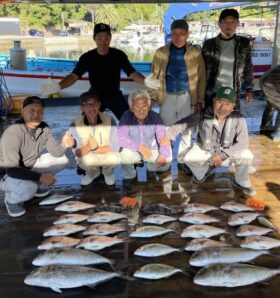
[150,19,206,169]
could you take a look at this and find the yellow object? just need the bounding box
[10,96,26,115]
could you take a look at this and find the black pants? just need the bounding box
[100,92,129,120]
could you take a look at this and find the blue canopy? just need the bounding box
[164,2,250,43]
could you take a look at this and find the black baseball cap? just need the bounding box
[219,9,239,22]
[80,91,100,104]
[23,96,45,108]
[93,23,111,37]
[171,19,189,31]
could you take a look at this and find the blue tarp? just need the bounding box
[164,2,250,43]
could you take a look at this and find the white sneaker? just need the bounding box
[104,174,115,186]
[81,173,100,186]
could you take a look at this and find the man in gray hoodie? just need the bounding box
[0,96,74,217]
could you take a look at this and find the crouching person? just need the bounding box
[184,87,256,196]
[0,96,74,217]
[69,91,120,187]
[118,90,171,184]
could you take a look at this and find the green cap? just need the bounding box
[215,87,237,103]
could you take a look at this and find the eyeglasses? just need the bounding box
[81,102,99,108]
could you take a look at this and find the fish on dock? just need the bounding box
[184,238,231,252]
[55,201,95,212]
[240,235,280,250]
[43,224,86,237]
[220,201,256,212]
[54,213,89,224]
[134,243,180,257]
[141,203,183,215]
[236,225,274,237]
[179,213,220,224]
[257,216,278,231]
[228,212,260,226]
[142,214,177,225]
[37,236,81,250]
[130,225,173,238]
[181,224,227,238]
[39,194,74,206]
[194,263,280,287]
[83,223,126,236]
[76,235,125,251]
[87,211,128,223]
[24,265,122,293]
[183,203,219,214]
[32,248,113,267]
[133,263,182,280]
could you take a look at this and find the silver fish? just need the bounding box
[77,235,125,251]
[194,263,280,287]
[134,243,180,257]
[130,225,173,238]
[184,203,219,214]
[184,238,231,252]
[220,201,255,212]
[257,216,278,231]
[87,211,128,223]
[43,224,86,237]
[32,248,113,267]
[134,263,182,280]
[39,194,74,206]
[228,212,260,226]
[54,214,89,224]
[37,236,81,250]
[143,214,177,225]
[240,235,280,250]
[24,265,121,293]
[83,224,126,236]
[189,247,270,267]
[181,224,227,238]
[236,225,274,237]
[55,201,95,212]
[179,213,219,224]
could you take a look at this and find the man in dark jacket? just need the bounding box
[0,96,74,217]
[202,9,254,110]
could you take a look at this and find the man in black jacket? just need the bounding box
[0,96,74,217]
[202,9,254,110]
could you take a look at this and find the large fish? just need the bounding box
[228,212,260,226]
[37,236,81,250]
[257,216,278,231]
[87,211,128,223]
[130,225,173,238]
[43,224,86,237]
[141,203,183,215]
[134,263,182,280]
[236,225,274,237]
[240,235,280,250]
[194,263,280,287]
[220,201,255,212]
[83,224,126,236]
[184,238,231,252]
[183,203,219,214]
[32,248,113,267]
[77,235,125,251]
[189,247,270,267]
[39,194,74,206]
[143,214,177,225]
[54,214,89,224]
[55,201,95,212]
[179,213,219,224]
[24,265,122,293]
[134,243,180,257]
[181,225,227,238]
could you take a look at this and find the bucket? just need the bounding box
[10,96,26,115]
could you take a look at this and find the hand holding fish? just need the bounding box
[87,136,98,151]
[61,131,74,148]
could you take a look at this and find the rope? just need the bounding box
[0,69,13,116]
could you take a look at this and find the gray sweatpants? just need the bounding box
[0,153,68,204]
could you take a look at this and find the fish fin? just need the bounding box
[51,286,62,293]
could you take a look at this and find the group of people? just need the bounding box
[1,8,278,218]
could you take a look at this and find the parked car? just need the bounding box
[52,29,69,36]
[29,29,44,37]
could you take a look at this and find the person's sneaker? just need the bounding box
[123,176,137,188]
[147,170,157,180]
[182,164,192,175]
[104,174,115,186]
[232,178,256,196]
[81,173,100,186]
[192,167,215,184]
[34,187,50,198]
[5,200,25,217]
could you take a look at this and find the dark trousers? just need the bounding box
[100,92,129,120]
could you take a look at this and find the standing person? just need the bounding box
[118,90,171,185]
[69,91,120,187]
[0,96,74,217]
[40,23,159,120]
[202,9,254,110]
[259,64,280,141]
[149,19,206,167]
